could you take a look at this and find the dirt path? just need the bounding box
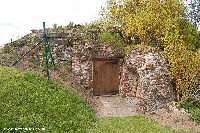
[95,95,138,117]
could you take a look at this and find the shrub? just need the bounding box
[179,98,200,123]
[164,28,200,101]
[99,31,125,48]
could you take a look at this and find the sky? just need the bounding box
[0,0,107,47]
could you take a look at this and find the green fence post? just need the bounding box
[43,22,50,80]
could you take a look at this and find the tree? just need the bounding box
[101,0,200,101]
[101,0,187,47]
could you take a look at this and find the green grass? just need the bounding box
[99,31,125,48]
[0,67,95,132]
[180,100,200,123]
[90,116,194,133]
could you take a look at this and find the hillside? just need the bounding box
[0,67,95,132]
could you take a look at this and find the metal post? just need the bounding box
[43,22,50,80]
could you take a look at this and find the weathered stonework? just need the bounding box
[120,48,174,112]
[72,57,93,89]
[120,65,139,97]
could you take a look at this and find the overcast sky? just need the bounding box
[0,0,107,46]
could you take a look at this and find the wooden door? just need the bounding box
[93,60,120,96]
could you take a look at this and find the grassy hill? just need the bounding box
[0,67,95,132]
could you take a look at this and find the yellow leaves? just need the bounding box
[125,44,153,53]
[163,28,199,101]
[102,0,199,101]
[103,0,170,44]
[166,41,199,101]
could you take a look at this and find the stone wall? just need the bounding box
[72,57,93,89]
[120,48,174,112]
[120,65,139,97]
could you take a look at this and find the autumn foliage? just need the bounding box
[101,0,200,101]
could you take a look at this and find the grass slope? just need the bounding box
[0,67,95,132]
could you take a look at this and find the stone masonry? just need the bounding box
[120,48,174,112]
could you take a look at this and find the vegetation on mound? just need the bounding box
[0,67,95,132]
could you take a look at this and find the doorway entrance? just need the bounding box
[93,60,120,96]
